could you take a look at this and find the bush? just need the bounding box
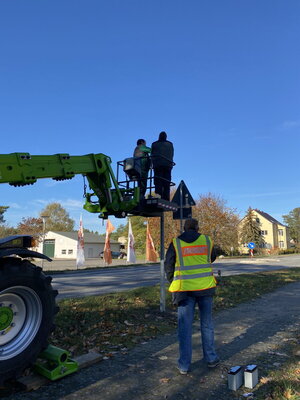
[279,248,300,255]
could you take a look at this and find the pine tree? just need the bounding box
[240,208,265,248]
[0,206,9,224]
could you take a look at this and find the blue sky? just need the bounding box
[0,0,299,233]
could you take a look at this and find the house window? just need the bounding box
[278,229,283,236]
[68,249,73,255]
[256,218,260,223]
[61,249,66,255]
[260,230,268,235]
[279,241,284,248]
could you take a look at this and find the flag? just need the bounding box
[127,219,136,263]
[146,221,158,262]
[76,215,85,268]
[103,219,115,265]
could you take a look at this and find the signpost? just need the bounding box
[159,181,195,312]
[247,242,256,257]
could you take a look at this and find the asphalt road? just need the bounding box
[51,255,300,299]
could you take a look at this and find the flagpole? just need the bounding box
[76,214,85,270]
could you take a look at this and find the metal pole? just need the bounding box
[160,213,166,312]
[180,181,183,234]
[41,216,47,268]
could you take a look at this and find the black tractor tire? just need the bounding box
[0,258,59,384]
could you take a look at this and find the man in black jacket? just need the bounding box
[151,131,174,201]
[165,218,219,374]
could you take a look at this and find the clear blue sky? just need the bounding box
[0,0,299,233]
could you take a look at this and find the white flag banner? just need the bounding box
[76,215,85,268]
[127,219,136,263]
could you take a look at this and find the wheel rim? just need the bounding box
[0,286,42,360]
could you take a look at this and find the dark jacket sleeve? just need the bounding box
[165,242,176,283]
[211,246,217,263]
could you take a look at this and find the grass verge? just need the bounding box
[51,268,300,355]
[50,268,300,399]
[254,332,300,400]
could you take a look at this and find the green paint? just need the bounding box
[0,307,13,330]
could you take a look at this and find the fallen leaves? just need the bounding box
[260,376,272,384]
[124,320,134,326]
[51,295,177,358]
[159,377,171,384]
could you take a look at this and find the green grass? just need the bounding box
[254,333,300,400]
[51,268,300,355]
[51,285,176,356]
[214,268,300,311]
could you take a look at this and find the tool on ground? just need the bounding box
[34,344,78,381]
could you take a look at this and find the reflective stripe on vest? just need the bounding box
[169,234,216,293]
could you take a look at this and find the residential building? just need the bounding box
[37,231,120,259]
[239,209,291,253]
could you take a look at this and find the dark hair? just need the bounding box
[159,131,167,141]
[184,218,199,232]
[137,139,146,145]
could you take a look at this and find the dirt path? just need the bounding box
[3,281,300,400]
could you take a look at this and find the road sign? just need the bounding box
[171,180,195,207]
[173,206,192,220]
[247,242,256,249]
[172,181,195,229]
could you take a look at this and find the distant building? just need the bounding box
[239,209,291,253]
[37,231,120,259]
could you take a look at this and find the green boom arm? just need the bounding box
[0,152,140,219]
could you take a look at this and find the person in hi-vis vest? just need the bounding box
[165,218,220,374]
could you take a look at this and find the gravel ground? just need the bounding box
[2,281,300,400]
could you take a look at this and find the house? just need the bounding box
[239,209,291,253]
[37,231,120,259]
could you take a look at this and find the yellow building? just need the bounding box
[239,209,291,253]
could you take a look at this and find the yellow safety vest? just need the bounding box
[169,235,216,293]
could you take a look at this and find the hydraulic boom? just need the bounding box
[0,152,140,219]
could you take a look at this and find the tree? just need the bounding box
[193,193,240,254]
[39,203,75,232]
[110,223,127,242]
[83,228,99,234]
[0,206,17,238]
[149,213,180,253]
[17,217,43,241]
[283,207,300,246]
[0,206,9,224]
[112,217,149,254]
[239,207,265,249]
[0,225,18,238]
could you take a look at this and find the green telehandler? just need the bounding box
[0,152,177,384]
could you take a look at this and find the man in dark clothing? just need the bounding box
[133,139,151,198]
[151,131,174,201]
[165,218,219,374]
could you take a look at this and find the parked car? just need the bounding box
[99,251,127,259]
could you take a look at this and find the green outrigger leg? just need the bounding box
[34,344,78,381]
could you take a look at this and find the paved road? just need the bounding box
[52,255,300,299]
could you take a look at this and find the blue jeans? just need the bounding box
[177,295,218,371]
